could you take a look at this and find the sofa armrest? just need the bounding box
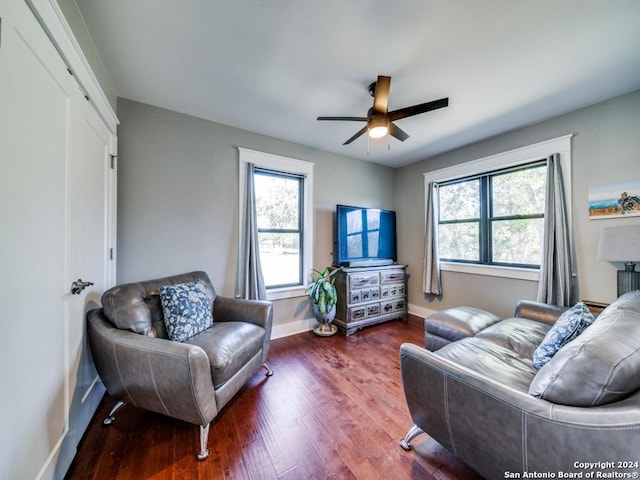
[400,342,640,477]
[514,299,568,326]
[87,309,218,426]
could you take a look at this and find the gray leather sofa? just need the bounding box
[400,290,640,478]
[87,271,273,460]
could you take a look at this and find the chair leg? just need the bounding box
[400,424,425,451]
[196,423,211,461]
[103,400,126,426]
[262,362,274,377]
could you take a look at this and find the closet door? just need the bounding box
[0,1,115,479]
[65,94,115,433]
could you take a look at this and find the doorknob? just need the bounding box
[71,278,94,295]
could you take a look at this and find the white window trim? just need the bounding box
[238,148,314,300]
[423,134,573,281]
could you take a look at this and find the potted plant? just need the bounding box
[306,266,339,336]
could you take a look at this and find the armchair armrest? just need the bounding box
[214,296,272,327]
[213,295,273,365]
[514,299,568,326]
[87,309,218,426]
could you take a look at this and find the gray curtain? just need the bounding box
[423,182,442,295]
[236,162,267,300]
[537,153,573,306]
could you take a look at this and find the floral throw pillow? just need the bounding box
[159,281,213,342]
[532,302,595,369]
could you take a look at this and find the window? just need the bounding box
[438,162,546,267]
[423,135,573,280]
[254,169,303,288]
[238,148,314,300]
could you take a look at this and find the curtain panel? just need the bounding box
[235,162,267,301]
[423,182,442,295]
[536,153,574,306]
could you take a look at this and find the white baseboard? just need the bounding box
[271,317,316,339]
[271,306,442,339]
[408,303,438,320]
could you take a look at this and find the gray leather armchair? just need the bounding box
[87,271,273,460]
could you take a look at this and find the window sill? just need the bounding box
[266,285,307,301]
[440,261,540,281]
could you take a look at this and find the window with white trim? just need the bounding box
[438,161,546,268]
[238,148,314,300]
[254,168,304,288]
[424,135,572,280]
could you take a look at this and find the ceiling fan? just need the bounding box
[317,75,449,145]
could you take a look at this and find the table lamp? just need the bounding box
[597,225,640,296]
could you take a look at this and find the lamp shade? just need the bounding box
[597,225,640,296]
[596,225,640,262]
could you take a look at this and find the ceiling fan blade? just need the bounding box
[389,122,409,142]
[387,97,449,121]
[372,75,391,114]
[317,116,367,122]
[343,125,368,145]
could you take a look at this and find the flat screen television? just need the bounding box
[334,204,397,267]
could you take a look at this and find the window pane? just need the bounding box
[492,218,544,265]
[367,231,379,257]
[439,222,480,261]
[366,209,380,230]
[258,232,300,286]
[254,174,299,229]
[347,233,362,258]
[346,209,362,234]
[492,166,546,217]
[439,180,480,221]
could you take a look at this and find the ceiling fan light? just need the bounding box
[368,117,388,138]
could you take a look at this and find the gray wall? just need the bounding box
[396,89,640,318]
[116,98,395,328]
[118,91,640,326]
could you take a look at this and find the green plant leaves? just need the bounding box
[305,266,338,314]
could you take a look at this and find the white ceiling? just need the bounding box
[74,0,640,168]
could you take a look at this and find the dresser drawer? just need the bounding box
[349,272,379,289]
[349,306,367,322]
[381,270,404,284]
[381,299,406,314]
[348,303,383,322]
[380,282,404,299]
[349,287,380,304]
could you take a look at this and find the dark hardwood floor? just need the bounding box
[65,317,483,480]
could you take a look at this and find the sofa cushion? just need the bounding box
[101,271,215,337]
[476,317,551,359]
[159,281,214,341]
[532,302,594,369]
[529,290,640,406]
[435,337,538,392]
[425,307,502,350]
[186,321,265,388]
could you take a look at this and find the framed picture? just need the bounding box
[588,179,640,219]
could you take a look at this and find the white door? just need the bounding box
[0,1,116,478]
[66,97,115,423]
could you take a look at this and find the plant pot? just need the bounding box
[312,304,338,336]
